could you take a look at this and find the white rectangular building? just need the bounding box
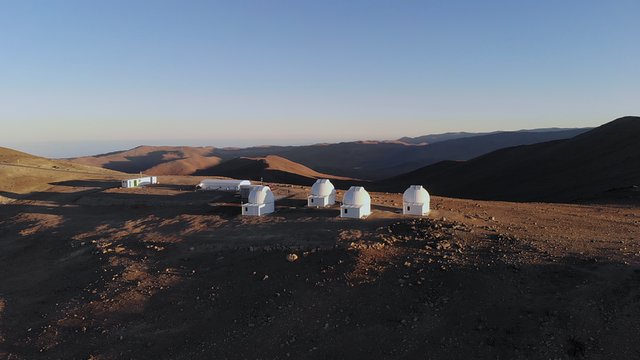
[121,176,158,188]
[196,179,251,192]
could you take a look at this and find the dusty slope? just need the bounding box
[0,147,122,203]
[376,116,640,203]
[211,128,588,179]
[145,155,221,175]
[194,155,353,186]
[0,177,639,359]
[69,129,587,179]
[71,146,220,175]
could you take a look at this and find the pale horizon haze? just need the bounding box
[1,0,638,157]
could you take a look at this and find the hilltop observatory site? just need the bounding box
[1,0,639,357]
[2,117,640,360]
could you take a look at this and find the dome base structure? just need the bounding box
[242,202,275,216]
[340,204,371,219]
[307,193,336,207]
[402,202,430,216]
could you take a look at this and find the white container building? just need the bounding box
[196,179,251,192]
[121,176,158,188]
[242,186,275,216]
[340,186,371,219]
[403,185,430,216]
[307,179,336,207]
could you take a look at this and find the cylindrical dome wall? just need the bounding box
[310,179,335,197]
[342,186,371,206]
[403,185,429,204]
[248,186,274,205]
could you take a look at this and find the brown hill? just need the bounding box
[375,116,640,203]
[194,155,354,186]
[69,129,587,179]
[145,155,221,175]
[71,146,220,175]
[0,147,122,203]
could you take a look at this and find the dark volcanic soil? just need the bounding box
[1,177,640,359]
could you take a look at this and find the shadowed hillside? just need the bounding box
[70,129,588,179]
[375,117,640,203]
[71,146,220,175]
[194,155,354,186]
[0,147,122,203]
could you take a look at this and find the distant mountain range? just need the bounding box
[70,127,590,180]
[397,127,589,145]
[4,117,637,204]
[374,117,640,202]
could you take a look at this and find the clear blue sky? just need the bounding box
[1,0,638,157]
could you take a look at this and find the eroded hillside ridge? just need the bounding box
[375,116,640,203]
[69,128,589,180]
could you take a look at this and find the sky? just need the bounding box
[1,0,638,157]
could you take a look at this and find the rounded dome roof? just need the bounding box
[248,186,274,204]
[403,185,430,203]
[343,186,370,206]
[310,179,335,197]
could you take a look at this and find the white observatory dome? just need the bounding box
[310,179,335,197]
[343,186,371,206]
[248,186,274,205]
[403,185,430,204]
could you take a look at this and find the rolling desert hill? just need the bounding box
[0,147,123,203]
[70,128,588,180]
[375,116,640,203]
[193,155,353,186]
[72,146,220,175]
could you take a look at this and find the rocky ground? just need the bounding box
[1,176,639,359]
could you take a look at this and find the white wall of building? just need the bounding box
[121,176,157,188]
[197,179,251,192]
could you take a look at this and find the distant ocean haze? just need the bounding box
[3,138,326,158]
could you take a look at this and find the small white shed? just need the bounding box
[403,185,430,216]
[196,179,251,192]
[340,186,371,219]
[242,186,275,216]
[307,179,336,207]
[121,176,158,188]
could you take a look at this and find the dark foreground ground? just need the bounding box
[1,177,640,359]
